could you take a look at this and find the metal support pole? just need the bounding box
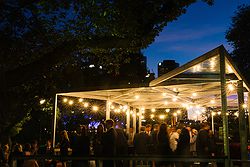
[219,50,230,164]
[126,106,130,134]
[211,113,214,134]
[52,94,58,148]
[133,108,137,135]
[138,108,142,132]
[248,93,250,135]
[106,99,111,120]
[237,80,248,161]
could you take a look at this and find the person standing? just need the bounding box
[190,129,198,156]
[60,130,70,167]
[94,124,104,167]
[102,119,117,167]
[133,126,151,166]
[72,125,90,167]
[157,123,172,167]
[175,126,191,167]
[196,123,210,167]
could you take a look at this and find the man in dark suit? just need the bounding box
[133,126,151,166]
[102,119,117,167]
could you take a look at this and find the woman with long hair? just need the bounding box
[157,123,172,167]
[60,130,70,167]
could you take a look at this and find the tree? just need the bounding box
[0,0,213,137]
[226,5,250,83]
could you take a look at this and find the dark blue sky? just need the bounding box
[143,0,250,76]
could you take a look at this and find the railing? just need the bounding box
[11,155,227,167]
[230,159,250,167]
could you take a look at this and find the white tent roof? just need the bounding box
[58,45,250,109]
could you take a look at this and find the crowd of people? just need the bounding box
[0,120,218,167]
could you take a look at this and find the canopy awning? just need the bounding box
[57,45,249,109]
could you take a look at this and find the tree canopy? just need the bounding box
[0,0,213,138]
[226,5,250,83]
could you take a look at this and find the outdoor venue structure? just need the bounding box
[54,45,250,162]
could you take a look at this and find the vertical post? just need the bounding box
[126,106,130,134]
[52,94,58,148]
[106,99,111,120]
[248,93,250,135]
[133,108,137,135]
[237,80,248,162]
[219,49,230,162]
[211,113,214,134]
[138,108,142,132]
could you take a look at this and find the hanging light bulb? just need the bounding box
[69,100,74,105]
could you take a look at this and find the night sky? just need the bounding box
[144,0,250,77]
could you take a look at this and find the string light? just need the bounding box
[69,100,74,105]
[210,99,215,104]
[217,111,221,115]
[159,115,165,119]
[83,102,89,108]
[135,95,140,99]
[78,98,83,102]
[242,104,247,109]
[173,112,177,117]
[92,106,98,111]
[177,110,181,114]
[63,98,68,103]
[192,93,197,97]
[150,114,155,118]
[165,109,170,113]
[151,108,156,112]
[172,97,177,102]
[227,83,235,91]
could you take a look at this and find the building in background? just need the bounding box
[158,60,179,77]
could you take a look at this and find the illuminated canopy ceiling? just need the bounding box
[58,45,250,109]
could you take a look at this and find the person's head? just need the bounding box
[159,123,168,133]
[60,130,69,141]
[153,124,159,131]
[97,124,104,134]
[105,119,114,130]
[145,124,152,132]
[140,126,146,132]
[201,122,210,130]
[192,129,198,135]
[185,125,191,132]
[176,128,181,134]
[81,125,88,136]
[31,140,38,148]
[46,139,52,147]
